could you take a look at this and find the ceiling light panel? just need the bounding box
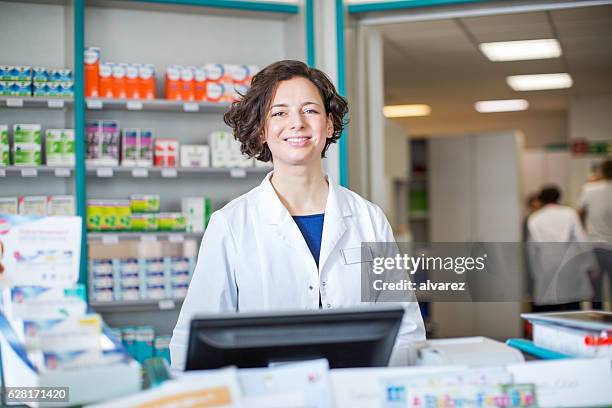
[506,73,573,91]
[475,99,529,113]
[479,39,562,62]
[383,104,432,118]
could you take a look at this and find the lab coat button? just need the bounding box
[309,285,314,290]
[326,303,332,308]
[321,281,326,287]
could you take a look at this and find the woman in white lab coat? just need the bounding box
[170,60,425,370]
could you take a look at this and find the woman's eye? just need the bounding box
[272,111,286,117]
[304,109,319,114]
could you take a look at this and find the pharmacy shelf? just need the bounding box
[0,96,74,109]
[90,298,184,313]
[87,231,203,241]
[85,165,270,178]
[85,98,231,113]
[0,166,74,178]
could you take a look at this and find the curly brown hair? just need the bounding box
[223,60,348,162]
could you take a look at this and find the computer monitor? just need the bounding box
[185,305,404,370]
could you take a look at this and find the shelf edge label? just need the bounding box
[132,168,149,178]
[7,98,24,107]
[48,99,65,109]
[161,168,178,178]
[183,102,199,112]
[87,99,103,109]
[21,168,37,177]
[54,168,71,177]
[96,167,114,178]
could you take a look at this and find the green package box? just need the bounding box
[13,144,41,166]
[0,125,8,166]
[45,130,63,165]
[131,213,158,231]
[87,200,103,231]
[130,194,160,213]
[116,201,132,231]
[158,213,186,231]
[13,124,41,144]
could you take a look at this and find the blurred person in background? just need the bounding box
[579,159,612,310]
[527,185,593,312]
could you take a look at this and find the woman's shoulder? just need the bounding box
[334,183,387,219]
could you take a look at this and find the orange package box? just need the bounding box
[112,63,127,99]
[165,66,181,100]
[139,64,156,100]
[84,47,100,97]
[98,62,113,99]
[125,64,140,99]
[180,67,195,101]
[194,67,207,101]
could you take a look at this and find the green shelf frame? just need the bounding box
[66,0,343,289]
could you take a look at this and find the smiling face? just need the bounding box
[263,76,333,169]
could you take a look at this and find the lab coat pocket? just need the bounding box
[341,246,374,265]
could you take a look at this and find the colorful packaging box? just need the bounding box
[98,62,114,98]
[47,195,75,216]
[18,196,47,216]
[13,124,41,144]
[45,129,64,165]
[121,327,137,358]
[0,81,32,96]
[165,65,181,100]
[180,66,195,101]
[121,128,139,166]
[181,197,211,233]
[62,129,75,165]
[13,143,41,166]
[49,68,73,82]
[0,197,18,215]
[125,64,140,99]
[153,335,171,363]
[0,285,86,320]
[0,65,32,81]
[135,326,155,363]
[180,145,210,168]
[86,200,104,231]
[210,131,231,168]
[84,47,100,97]
[131,213,158,231]
[154,138,179,168]
[38,349,125,371]
[158,213,186,231]
[17,314,101,352]
[138,64,156,100]
[112,63,127,99]
[138,129,153,167]
[130,194,160,213]
[86,120,119,165]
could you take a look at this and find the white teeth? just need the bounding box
[285,137,309,142]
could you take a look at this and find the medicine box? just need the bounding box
[130,194,160,213]
[0,285,87,321]
[0,197,18,215]
[16,314,102,352]
[180,145,210,168]
[13,143,41,166]
[47,195,75,216]
[13,124,41,144]
[154,138,179,168]
[158,212,186,231]
[18,196,47,216]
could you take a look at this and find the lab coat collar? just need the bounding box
[258,171,352,269]
[258,171,352,225]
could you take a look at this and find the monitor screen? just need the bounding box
[185,305,405,370]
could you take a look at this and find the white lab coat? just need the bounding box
[170,172,425,370]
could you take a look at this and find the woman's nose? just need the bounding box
[289,111,305,130]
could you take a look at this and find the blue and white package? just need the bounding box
[0,285,86,320]
[34,349,126,371]
[16,314,101,352]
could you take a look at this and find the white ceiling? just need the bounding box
[381,5,612,128]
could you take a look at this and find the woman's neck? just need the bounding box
[270,162,328,216]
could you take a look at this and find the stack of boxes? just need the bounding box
[182,197,212,233]
[86,120,120,166]
[121,128,153,167]
[165,63,258,102]
[0,196,75,216]
[84,47,156,99]
[0,285,126,371]
[45,129,75,166]
[0,65,73,98]
[0,124,75,167]
[13,124,41,166]
[88,240,197,302]
[153,138,179,168]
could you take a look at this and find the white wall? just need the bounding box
[569,94,612,141]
